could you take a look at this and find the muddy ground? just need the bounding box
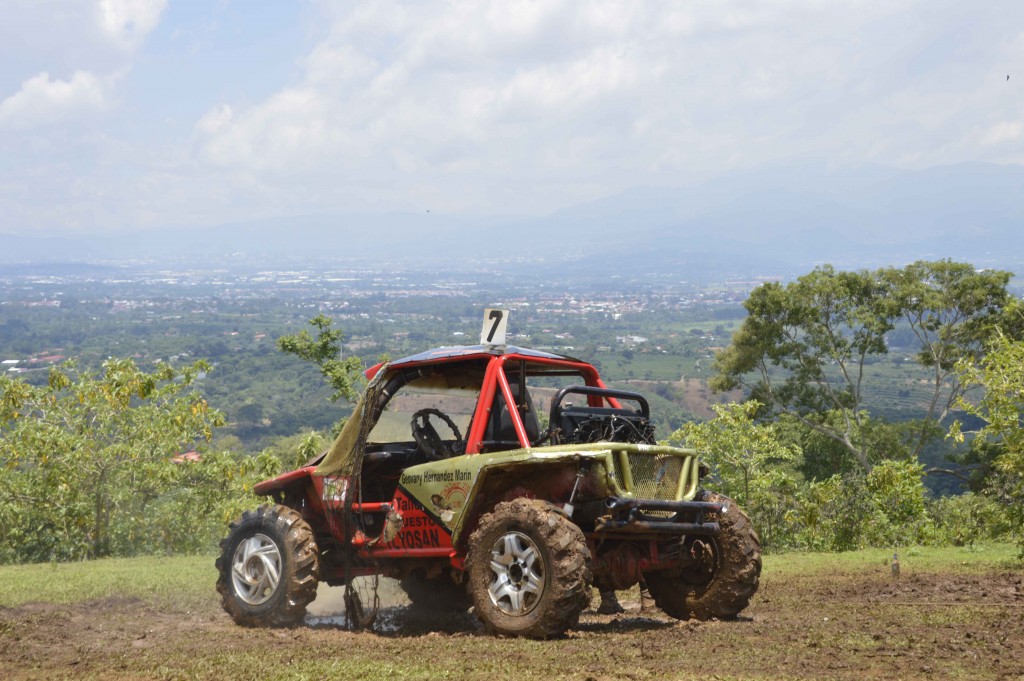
[1,568,1022,680]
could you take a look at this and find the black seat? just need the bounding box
[488,384,540,446]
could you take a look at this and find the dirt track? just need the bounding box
[2,569,1022,680]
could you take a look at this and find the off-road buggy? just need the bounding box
[216,344,761,638]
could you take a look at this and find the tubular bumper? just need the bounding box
[588,497,725,536]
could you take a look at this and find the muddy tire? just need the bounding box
[466,498,591,638]
[215,504,319,627]
[400,570,472,611]
[645,491,761,620]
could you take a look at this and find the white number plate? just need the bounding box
[481,308,509,345]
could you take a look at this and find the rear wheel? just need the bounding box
[645,491,761,620]
[215,504,319,626]
[466,498,591,638]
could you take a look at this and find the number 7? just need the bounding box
[486,310,503,343]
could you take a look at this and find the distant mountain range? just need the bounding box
[2,161,1023,276]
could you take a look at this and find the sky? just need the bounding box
[0,0,1022,237]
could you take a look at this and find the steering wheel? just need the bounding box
[410,408,465,460]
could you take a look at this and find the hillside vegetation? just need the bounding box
[1,259,1022,563]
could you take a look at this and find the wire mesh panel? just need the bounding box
[627,452,684,501]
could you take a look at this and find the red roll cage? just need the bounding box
[364,345,623,454]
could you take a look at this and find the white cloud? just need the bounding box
[496,48,642,112]
[97,0,167,49]
[198,0,894,211]
[0,71,109,130]
[981,121,1024,146]
[201,88,337,169]
[7,0,1024,233]
[196,103,234,135]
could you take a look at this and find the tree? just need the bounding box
[259,430,328,471]
[863,459,930,546]
[277,314,364,403]
[949,332,1024,553]
[668,401,800,549]
[776,411,917,481]
[0,359,228,561]
[236,402,264,426]
[788,474,872,552]
[883,261,1014,456]
[711,260,1013,472]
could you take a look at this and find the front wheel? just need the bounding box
[645,491,761,620]
[466,498,591,638]
[215,504,319,627]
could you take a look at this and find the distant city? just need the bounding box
[0,256,776,329]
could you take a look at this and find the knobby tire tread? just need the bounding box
[467,498,592,639]
[215,504,320,627]
[647,491,761,621]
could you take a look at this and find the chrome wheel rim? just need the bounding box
[487,531,544,616]
[231,533,282,606]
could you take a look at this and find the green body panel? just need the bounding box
[397,442,701,543]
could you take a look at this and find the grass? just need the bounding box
[2,545,1020,681]
[0,544,1016,612]
[0,554,216,611]
[760,543,1020,578]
